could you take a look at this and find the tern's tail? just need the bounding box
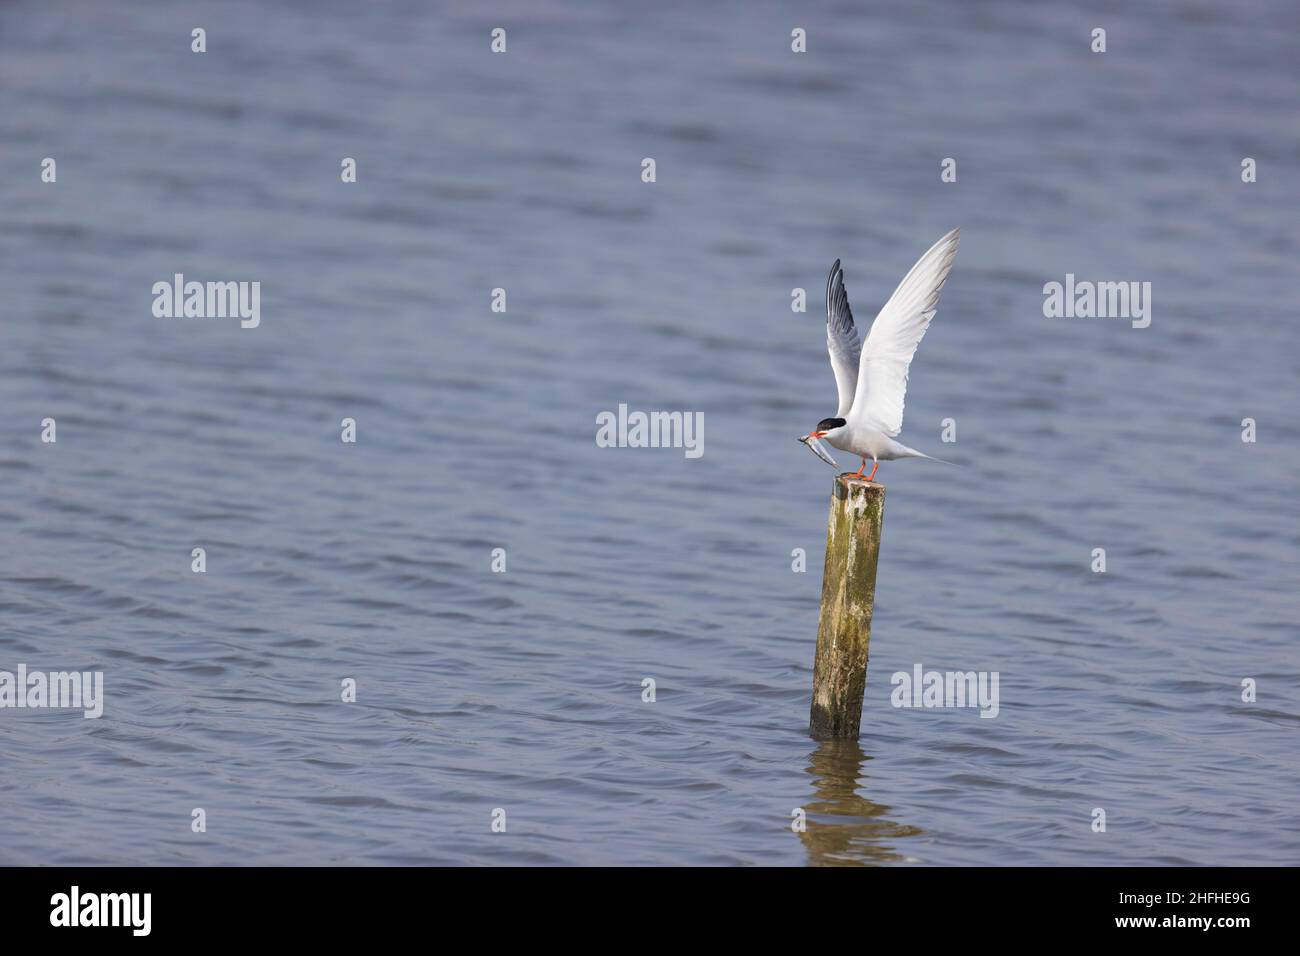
[893,441,959,466]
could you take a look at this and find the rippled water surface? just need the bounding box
[2,0,1298,865]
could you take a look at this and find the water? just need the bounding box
[1,0,1297,865]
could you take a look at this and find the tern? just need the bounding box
[798,228,960,481]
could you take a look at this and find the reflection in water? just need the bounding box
[799,739,923,866]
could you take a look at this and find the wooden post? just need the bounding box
[809,474,885,739]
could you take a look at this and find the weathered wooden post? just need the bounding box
[810,474,885,739]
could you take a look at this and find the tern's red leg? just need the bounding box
[853,458,867,477]
[867,460,879,481]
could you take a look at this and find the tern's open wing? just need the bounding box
[850,228,959,437]
[825,259,861,418]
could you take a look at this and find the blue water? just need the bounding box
[1,0,1297,865]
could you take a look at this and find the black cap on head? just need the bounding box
[816,417,846,432]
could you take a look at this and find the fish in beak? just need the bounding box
[798,432,838,467]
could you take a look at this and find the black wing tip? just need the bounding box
[826,259,843,300]
[828,259,842,288]
[825,259,855,333]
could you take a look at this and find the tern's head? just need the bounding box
[798,418,846,467]
[803,417,847,441]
